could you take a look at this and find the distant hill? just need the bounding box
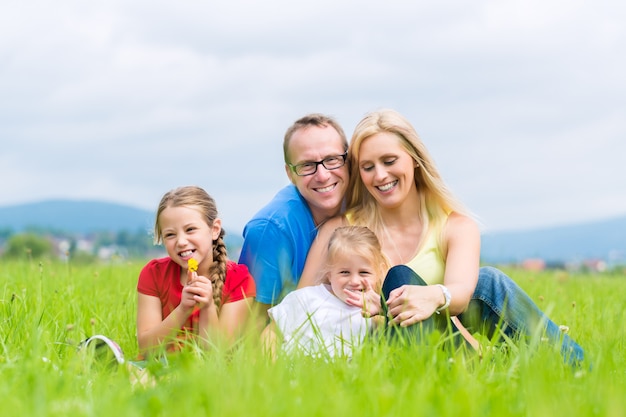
[0,200,243,250]
[0,200,155,234]
[481,215,626,264]
[1,200,624,263]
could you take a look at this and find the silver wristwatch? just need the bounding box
[435,284,451,314]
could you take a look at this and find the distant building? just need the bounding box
[520,258,546,272]
[583,259,607,273]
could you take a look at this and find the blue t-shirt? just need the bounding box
[239,185,317,305]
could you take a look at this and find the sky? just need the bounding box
[1,0,625,236]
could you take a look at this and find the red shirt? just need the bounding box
[137,257,256,332]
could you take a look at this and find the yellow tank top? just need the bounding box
[345,213,446,285]
[405,230,445,284]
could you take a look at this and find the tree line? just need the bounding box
[0,226,160,263]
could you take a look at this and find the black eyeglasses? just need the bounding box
[288,152,348,176]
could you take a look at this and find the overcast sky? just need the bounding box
[1,0,625,236]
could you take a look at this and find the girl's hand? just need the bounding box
[344,278,382,317]
[187,267,197,285]
[386,285,439,327]
[182,274,214,311]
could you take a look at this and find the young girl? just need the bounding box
[136,186,256,356]
[262,226,389,358]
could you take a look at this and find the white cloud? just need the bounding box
[1,0,625,235]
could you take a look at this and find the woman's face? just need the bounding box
[357,132,418,210]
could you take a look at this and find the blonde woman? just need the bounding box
[300,109,584,365]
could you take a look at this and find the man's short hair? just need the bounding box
[283,113,348,164]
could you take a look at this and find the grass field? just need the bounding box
[1,258,625,416]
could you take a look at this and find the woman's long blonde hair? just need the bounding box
[345,109,472,253]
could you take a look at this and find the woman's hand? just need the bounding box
[386,284,442,327]
[344,278,382,317]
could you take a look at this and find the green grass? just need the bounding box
[1,258,625,416]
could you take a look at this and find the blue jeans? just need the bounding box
[381,266,455,345]
[381,265,585,365]
[460,266,584,365]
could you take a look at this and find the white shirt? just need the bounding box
[268,284,371,358]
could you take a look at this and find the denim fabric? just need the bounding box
[458,266,585,365]
[381,265,585,365]
[382,265,428,297]
[380,265,443,343]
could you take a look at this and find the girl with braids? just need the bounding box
[136,186,256,355]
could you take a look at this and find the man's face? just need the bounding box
[285,125,349,225]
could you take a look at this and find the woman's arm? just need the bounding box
[440,212,481,315]
[386,213,480,326]
[297,216,346,288]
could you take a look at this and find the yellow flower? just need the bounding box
[187,258,198,272]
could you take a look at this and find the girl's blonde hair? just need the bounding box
[346,109,473,254]
[320,226,390,290]
[154,186,227,309]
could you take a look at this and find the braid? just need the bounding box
[210,229,228,310]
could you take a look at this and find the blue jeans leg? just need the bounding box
[381,265,437,343]
[457,266,585,365]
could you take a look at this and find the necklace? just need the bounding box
[381,218,422,266]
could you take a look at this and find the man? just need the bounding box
[238,114,349,321]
